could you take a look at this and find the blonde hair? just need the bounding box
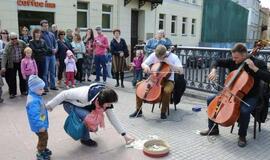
[24,47,32,54]
[155,45,167,58]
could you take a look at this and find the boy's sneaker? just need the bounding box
[44,148,52,156]
[72,85,76,88]
[66,86,70,89]
[36,151,50,160]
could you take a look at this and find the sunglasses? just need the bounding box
[11,38,18,40]
[60,34,65,35]
[1,32,8,34]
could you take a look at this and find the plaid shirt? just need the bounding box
[12,45,22,63]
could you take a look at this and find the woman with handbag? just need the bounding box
[110,29,129,88]
[82,28,94,82]
[45,83,134,147]
[71,33,85,83]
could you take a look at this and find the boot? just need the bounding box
[120,72,125,88]
[80,139,98,147]
[238,136,247,148]
[115,72,119,87]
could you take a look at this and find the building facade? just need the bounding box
[259,7,270,40]
[0,0,203,54]
[232,0,261,43]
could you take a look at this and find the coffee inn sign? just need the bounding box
[17,0,56,8]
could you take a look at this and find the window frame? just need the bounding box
[191,18,196,36]
[102,4,113,31]
[182,17,187,36]
[77,2,89,29]
[171,15,177,35]
[159,14,166,30]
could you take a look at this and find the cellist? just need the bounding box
[129,45,183,119]
[200,43,270,147]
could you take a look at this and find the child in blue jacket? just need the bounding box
[26,75,51,160]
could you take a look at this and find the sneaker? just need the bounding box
[66,86,70,89]
[57,80,61,86]
[36,150,50,160]
[160,113,167,119]
[238,136,247,148]
[44,148,52,156]
[115,83,119,87]
[44,88,49,92]
[72,85,76,88]
[103,81,106,84]
[121,83,125,88]
[42,92,47,96]
[129,110,142,118]
[50,87,59,90]
[199,128,219,136]
[87,78,91,82]
[9,94,16,99]
[94,79,100,82]
[0,98,4,103]
[80,139,98,147]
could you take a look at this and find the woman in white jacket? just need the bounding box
[46,83,134,147]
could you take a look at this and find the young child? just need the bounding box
[65,50,77,89]
[26,75,51,160]
[21,47,38,92]
[131,49,144,87]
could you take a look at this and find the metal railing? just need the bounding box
[174,46,270,93]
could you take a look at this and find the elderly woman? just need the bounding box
[1,32,27,98]
[46,83,134,147]
[110,29,129,88]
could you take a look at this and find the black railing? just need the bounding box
[174,46,270,93]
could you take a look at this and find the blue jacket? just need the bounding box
[41,31,58,56]
[144,38,173,55]
[26,91,49,133]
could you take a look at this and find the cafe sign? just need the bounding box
[17,0,56,8]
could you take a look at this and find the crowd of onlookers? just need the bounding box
[0,19,173,102]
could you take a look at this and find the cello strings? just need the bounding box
[211,81,251,107]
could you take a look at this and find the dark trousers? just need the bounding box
[94,55,107,82]
[75,59,83,82]
[5,62,27,95]
[36,131,48,152]
[36,60,45,80]
[57,59,65,81]
[207,95,258,137]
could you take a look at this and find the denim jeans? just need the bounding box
[207,95,258,137]
[94,55,108,82]
[44,55,56,89]
[63,102,90,140]
[132,69,143,86]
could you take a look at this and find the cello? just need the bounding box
[207,40,269,127]
[136,62,171,104]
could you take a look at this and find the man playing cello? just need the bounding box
[200,43,270,147]
[129,45,183,119]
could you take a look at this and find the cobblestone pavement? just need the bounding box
[0,78,269,160]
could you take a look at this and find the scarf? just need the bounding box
[84,99,105,132]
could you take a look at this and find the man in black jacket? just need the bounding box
[200,43,270,147]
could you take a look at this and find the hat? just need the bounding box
[40,19,48,25]
[66,50,73,57]
[95,26,102,30]
[28,75,45,92]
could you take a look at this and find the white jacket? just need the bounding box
[46,84,126,135]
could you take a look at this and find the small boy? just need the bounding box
[26,75,52,160]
